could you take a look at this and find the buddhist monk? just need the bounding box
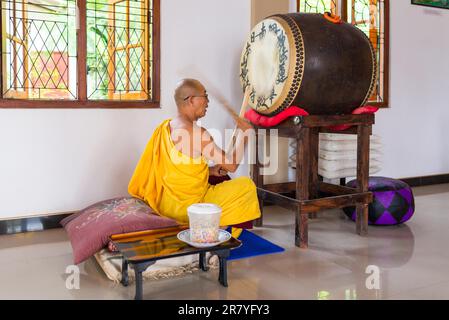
[128,79,261,238]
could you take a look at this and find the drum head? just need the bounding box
[240,17,303,115]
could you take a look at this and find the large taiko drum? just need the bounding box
[240,13,377,116]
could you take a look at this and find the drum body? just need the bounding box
[240,13,377,116]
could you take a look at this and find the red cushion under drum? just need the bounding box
[244,105,378,130]
[244,105,309,127]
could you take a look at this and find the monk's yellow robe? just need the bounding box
[128,119,261,226]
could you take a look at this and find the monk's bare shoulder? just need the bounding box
[170,119,193,144]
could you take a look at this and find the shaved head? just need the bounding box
[174,78,205,107]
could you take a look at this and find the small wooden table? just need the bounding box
[110,226,242,300]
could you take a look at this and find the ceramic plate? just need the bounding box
[177,229,231,248]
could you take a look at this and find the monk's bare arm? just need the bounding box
[199,127,251,173]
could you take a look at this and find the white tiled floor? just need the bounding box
[1,183,449,300]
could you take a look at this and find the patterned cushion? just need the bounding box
[343,177,415,225]
[61,197,178,264]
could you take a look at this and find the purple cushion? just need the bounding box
[343,177,415,225]
[61,197,178,264]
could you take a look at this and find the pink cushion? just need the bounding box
[60,197,178,264]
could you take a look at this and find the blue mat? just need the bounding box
[227,229,285,261]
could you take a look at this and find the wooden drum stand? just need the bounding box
[251,114,374,249]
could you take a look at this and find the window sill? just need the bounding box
[0,99,160,109]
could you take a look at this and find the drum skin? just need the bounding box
[240,13,377,116]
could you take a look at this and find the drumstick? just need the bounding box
[208,88,250,175]
[199,76,248,123]
[219,98,242,122]
[224,88,251,154]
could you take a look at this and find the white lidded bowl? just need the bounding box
[187,203,222,243]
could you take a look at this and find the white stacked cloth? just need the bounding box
[289,133,382,179]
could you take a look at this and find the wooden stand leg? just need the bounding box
[296,128,310,248]
[356,203,369,235]
[356,124,370,236]
[294,209,301,247]
[308,128,319,219]
[252,130,264,227]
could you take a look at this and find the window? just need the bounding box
[0,0,159,108]
[298,0,338,15]
[296,0,389,107]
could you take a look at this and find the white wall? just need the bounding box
[0,0,251,219]
[374,1,449,178]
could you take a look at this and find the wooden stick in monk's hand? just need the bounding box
[208,89,251,176]
[222,88,251,154]
[219,97,242,123]
[187,73,251,128]
[221,89,250,120]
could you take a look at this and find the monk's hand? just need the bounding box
[235,116,254,132]
[209,165,228,177]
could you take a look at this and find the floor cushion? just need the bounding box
[61,197,178,264]
[343,177,415,225]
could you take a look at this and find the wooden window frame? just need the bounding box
[108,0,148,101]
[3,0,28,99]
[296,0,390,108]
[0,0,160,109]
